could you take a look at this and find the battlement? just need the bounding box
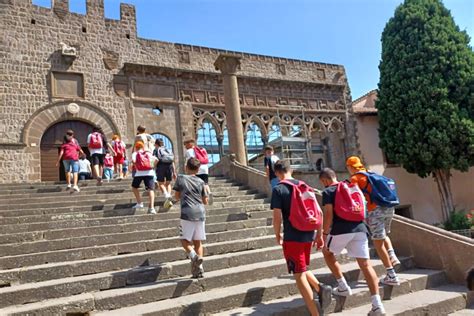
[16,0,137,33]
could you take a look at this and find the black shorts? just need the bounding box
[156,163,174,182]
[132,176,155,190]
[91,153,105,166]
[197,174,209,184]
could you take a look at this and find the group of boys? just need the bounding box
[270,156,400,316]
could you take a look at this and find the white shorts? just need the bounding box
[179,220,206,241]
[326,232,369,259]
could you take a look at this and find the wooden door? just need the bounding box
[40,120,94,181]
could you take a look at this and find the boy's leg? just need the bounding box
[322,248,344,279]
[65,171,71,185]
[73,172,78,186]
[193,240,203,257]
[294,273,319,316]
[356,257,385,314]
[132,187,142,204]
[146,177,155,210]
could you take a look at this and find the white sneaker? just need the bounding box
[368,305,386,315]
[332,286,352,297]
[66,184,72,190]
[164,198,173,209]
[391,256,401,271]
[380,274,400,286]
[148,208,157,214]
[73,185,80,192]
[132,203,144,209]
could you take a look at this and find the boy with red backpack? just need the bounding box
[87,126,115,184]
[131,141,158,214]
[184,139,212,202]
[319,168,385,316]
[103,150,114,182]
[346,156,401,287]
[271,160,331,316]
[112,135,127,180]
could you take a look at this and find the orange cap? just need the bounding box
[346,156,364,169]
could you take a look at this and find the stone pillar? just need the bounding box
[214,54,247,165]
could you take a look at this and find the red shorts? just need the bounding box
[282,241,312,274]
[114,154,125,165]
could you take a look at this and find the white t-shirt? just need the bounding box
[135,133,154,153]
[132,151,156,177]
[78,159,91,173]
[185,148,208,175]
[87,134,104,155]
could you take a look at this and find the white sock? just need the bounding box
[199,263,203,269]
[371,294,383,308]
[337,277,349,290]
[188,250,197,259]
[164,191,170,198]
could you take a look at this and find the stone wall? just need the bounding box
[0,0,356,182]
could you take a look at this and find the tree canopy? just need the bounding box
[376,0,474,178]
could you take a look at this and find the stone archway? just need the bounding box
[22,101,119,182]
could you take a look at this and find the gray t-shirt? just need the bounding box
[173,174,207,221]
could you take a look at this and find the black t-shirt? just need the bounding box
[264,156,277,181]
[322,185,368,236]
[271,179,316,242]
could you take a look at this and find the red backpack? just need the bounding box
[280,180,323,232]
[193,146,209,165]
[114,141,125,156]
[135,151,153,171]
[104,154,114,168]
[334,181,366,222]
[89,132,103,149]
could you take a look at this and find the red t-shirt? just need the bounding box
[61,141,81,161]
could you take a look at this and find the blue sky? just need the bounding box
[34,0,473,100]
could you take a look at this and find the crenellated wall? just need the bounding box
[0,0,357,182]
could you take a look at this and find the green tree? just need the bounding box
[376,0,474,221]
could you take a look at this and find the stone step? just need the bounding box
[0,202,271,226]
[0,178,234,194]
[337,284,467,315]
[0,256,412,315]
[449,309,474,315]
[0,225,274,269]
[0,186,255,202]
[0,208,273,243]
[213,268,448,315]
[0,218,272,257]
[0,198,270,219]
[0,248,338,309]
[0,202,270,228]
[0,192,266,211]
[0,235,276,286]
[89,259,427,316]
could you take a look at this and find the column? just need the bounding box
[214,54,247,165]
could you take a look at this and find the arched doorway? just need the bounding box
[40,120,95,181]
[151,133,174,151]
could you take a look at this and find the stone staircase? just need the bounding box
[0,177,469,315]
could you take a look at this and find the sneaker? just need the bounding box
[96,177,102,186]
[332,285,353,297]
[368,306,386,316]
[66,184,72,190]
[317,283,332,312]
[191,255,204,278]
[132,203,144,209]
[380,274,400,286]
[73,185,80,192]
[391,257,401,271]
[197,267,204,278]
[164,198,173,209]
[148,208,157,214]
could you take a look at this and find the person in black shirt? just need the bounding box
[271,160,331,316]
[319,168,385,316]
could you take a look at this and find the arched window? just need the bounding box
[268,124,282,143]
[246,122,264,161]
[151,133,173,150]
[197,120,220,166]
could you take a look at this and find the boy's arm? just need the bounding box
[202,195,209,205]
[172,162,177,180]
[174,191,181,200]
[272,208,283,245]
[56,149,64,166]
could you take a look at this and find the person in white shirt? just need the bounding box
[133,125,155,153]
[87,126,115,184]
[183,139,210,197]
[78,155,92,181]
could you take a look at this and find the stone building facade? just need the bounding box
[0,0,358,183]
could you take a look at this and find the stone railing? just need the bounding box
[390,215,473,284]
[211,155,474,285]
